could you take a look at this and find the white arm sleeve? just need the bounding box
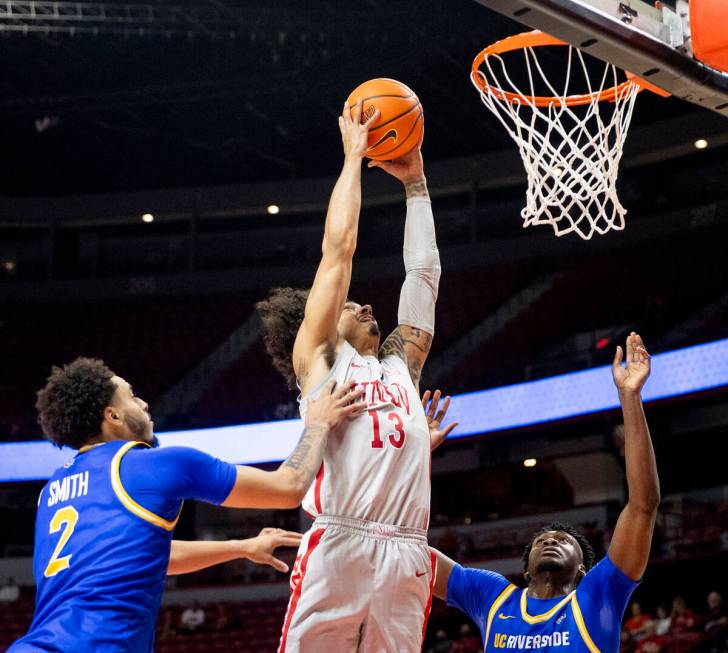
[397,196,441,335]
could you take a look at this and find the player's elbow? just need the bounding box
[631,489,661,515]
[273,470,308,508]
[645,490,661,513]
[322,232,356,259]
[276,489,306,509]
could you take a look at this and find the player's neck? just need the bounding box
[527,573,575,599]
[83,432,137,447]
[350,338,378,358]
[355,344,378,357]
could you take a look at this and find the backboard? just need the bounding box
[472,0,728,117]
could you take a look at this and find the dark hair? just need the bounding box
[522,520,596,573]
[35,357,117,449]
[256,287,309,389]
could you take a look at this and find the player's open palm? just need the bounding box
[422,389,458,451]
[243,528,303,573]
[339,98,379,160]
[612,332,651,394]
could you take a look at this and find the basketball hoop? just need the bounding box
[471,31,667,240]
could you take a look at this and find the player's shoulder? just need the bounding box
[126,444,207,461]
[581,554,635,583]
[378,347,411,380]
[448,564,512,603]
[300,341,356,401]
[122,445,220,478]
[577,554,639,601]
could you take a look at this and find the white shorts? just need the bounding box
[278,515,437,653]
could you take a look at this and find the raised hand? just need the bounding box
[305,380,365,431]
[612,332,651,394]
[241,528,303,573]
[339,98,380,161]
[422,389,458,451]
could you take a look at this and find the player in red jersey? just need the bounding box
[257,100,454,651]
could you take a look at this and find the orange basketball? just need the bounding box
[346,78,423,161]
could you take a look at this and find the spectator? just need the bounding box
[426,629,453,653]
[626,602,653,641]
[179,601,206,633]
[654,605,671,636]
[451,623,481,653]
[669,596,696,634]
[703,591,728,653]
[0,577,20,603]
[636,632,664,653]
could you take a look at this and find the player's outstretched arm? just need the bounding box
[294,100,380,393]
[168,528,302,575]
[372,141,441,390]
[222,381,364,509]
[607,332,660,581]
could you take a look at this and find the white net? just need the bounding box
[472,41,640,240]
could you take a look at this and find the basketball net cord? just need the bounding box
[472,46,640,240]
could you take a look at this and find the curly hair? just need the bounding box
[35,357,118,450]
[256,287,309,389]
[522,520,596,574]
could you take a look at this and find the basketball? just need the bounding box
[345,78,424,161]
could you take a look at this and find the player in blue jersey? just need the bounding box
[432,333,660,653]
[9,356,363,653]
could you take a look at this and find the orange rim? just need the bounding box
[471,30,646,107]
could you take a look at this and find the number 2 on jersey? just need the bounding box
[368,410,406,449]
[44,505,79,578]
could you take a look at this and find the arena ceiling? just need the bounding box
[0,0,704,196]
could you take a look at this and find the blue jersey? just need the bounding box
[447,556,638,653]
[9,440,236,653]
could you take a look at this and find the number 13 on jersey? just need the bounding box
[368,410,406,449]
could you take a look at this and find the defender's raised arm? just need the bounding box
[607,332,660,580]
[293,100,379,394]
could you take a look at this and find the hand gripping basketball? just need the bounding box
[345,78,424,161]
[339,99,380,161]
[367,131,425,184]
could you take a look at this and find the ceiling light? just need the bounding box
[141,213,154,223]
[2,261,16,272]
[694,139,708,150]
[523,458,537,468]
[267,205,280,215]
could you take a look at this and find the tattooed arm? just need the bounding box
[372,146,440,390]
[222,381,363,509]
[379,325,433,389]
